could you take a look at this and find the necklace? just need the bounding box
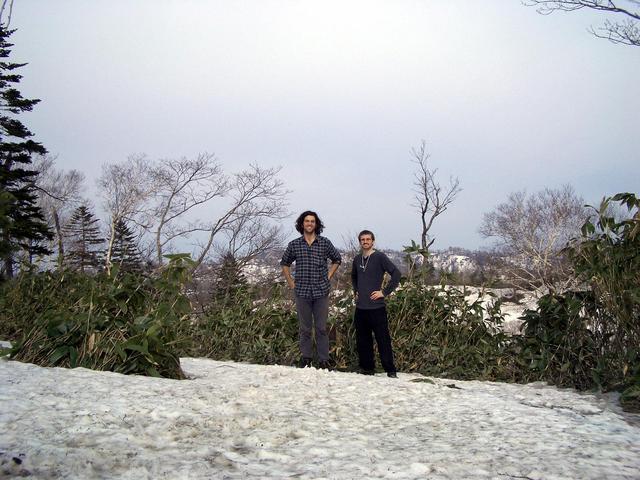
[360,251,374,271]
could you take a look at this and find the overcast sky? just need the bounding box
[7,0,640,251]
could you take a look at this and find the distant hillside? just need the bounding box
[240,247,487,283]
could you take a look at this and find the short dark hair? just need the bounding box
[295,210,324,235]
[358,230,375,241]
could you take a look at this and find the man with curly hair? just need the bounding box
[281,211,341,369]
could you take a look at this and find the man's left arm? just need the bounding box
[381,255,401,297]
[371,254,402,300]
[326,239,342,280]
[328,262,340,280]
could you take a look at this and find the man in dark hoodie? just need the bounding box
[351,229,401,378]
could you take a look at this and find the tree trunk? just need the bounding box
[53,209,64,268]
[105,218,116,275]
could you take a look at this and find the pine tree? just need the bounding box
[64,205,104,273]
[213,252,248,305]
[0,27,52,278]
[111,218,142,274]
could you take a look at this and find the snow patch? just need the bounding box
[1,358,639,479]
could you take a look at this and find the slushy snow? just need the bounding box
[1,354,639,479]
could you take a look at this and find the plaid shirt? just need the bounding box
[280,235,342,299]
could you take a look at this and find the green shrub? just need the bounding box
[384,282,516,380]
[515,193,639,405]
[567,193,639,388]
[0,254,194,379]
[180,283,300,366]
[179,279,518,381]
[517,292,598,390]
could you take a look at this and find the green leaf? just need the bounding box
[115,344,127,361]
[50,346,69,365]
[123,342,149,355]
[69,347,79,368]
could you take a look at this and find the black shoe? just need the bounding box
[360,369,375,376]
[318,360,332,370]
[298,357,313,368]
[387,372,398,378]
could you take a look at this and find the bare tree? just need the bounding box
[97,155,154,274]
[479,184,589,291]
[411,140,461,254]
[217,215,285,269]
[145,155,288,272]
[0,0,14,27]
[99,153,288,275]
[34,155,85,267]
[148,153,228,265]
[192,163,288,273]
[524,0,640,47]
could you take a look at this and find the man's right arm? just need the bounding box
[351,259,358,288]
[281,265,295,289]
[280,243,296,290]
[351,258,358,300]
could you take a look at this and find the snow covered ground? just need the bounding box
[2,353,640,480]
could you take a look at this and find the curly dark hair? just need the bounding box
[295,210,324,235]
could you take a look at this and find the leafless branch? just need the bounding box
[589,16,640,44]
[0,0,14,27]
[523,0,640,46]
[411,140,461,253]
[97,154,155,274]
[33,155,86,267]
[479,184,590,291]
[217,216,285,268]
[146,152,229,264]
[193,163,289,272]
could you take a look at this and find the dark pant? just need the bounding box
[354,306,396,373]
[295,296,330,362]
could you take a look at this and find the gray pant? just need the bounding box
[295,296,330,361]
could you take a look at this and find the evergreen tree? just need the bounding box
[64,205,104,273]
[111,218,142,274]
[0,27,52,278]
[213,252,247,304]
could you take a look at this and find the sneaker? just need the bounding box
[387,372,398,378]
[298,357,313,368]
[318,360,332,370]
